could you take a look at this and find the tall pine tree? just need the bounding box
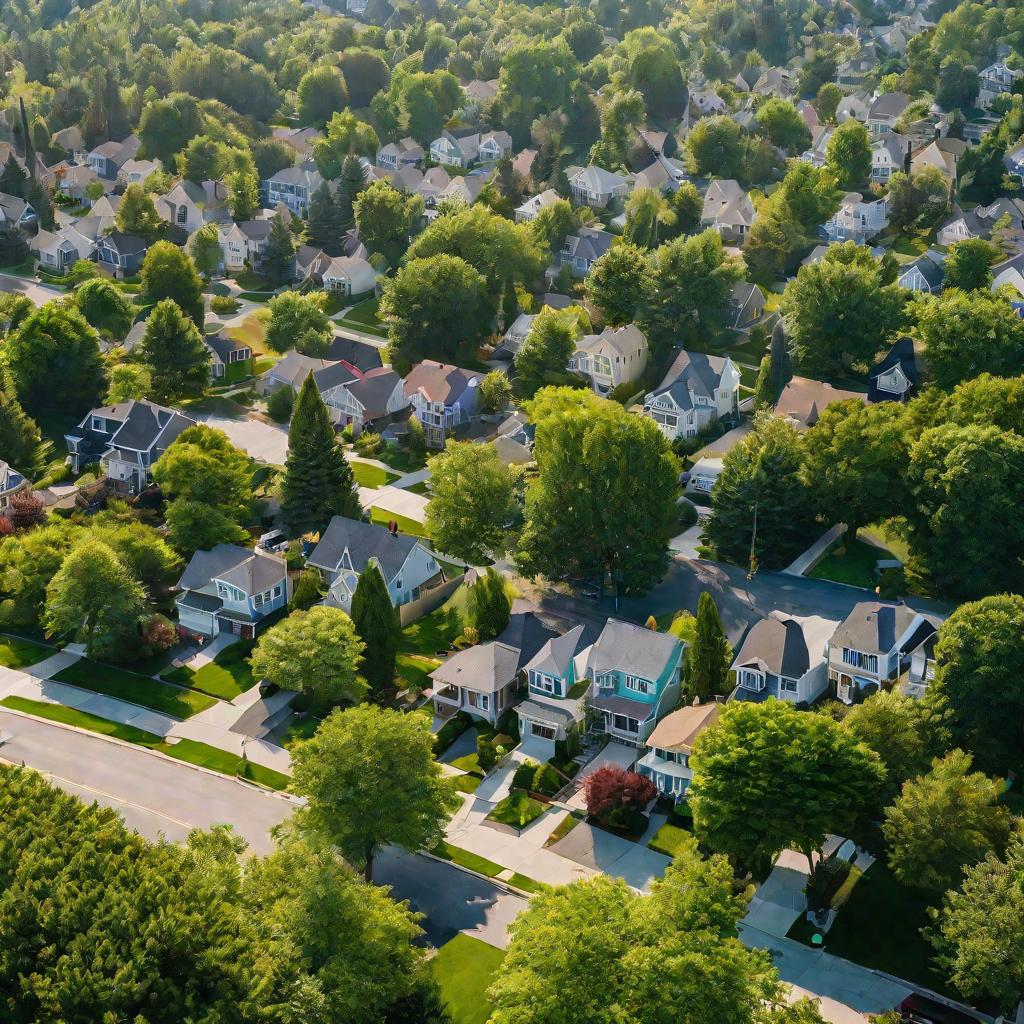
[0,154,27,197]
[280,375,361,536]
[307,181,342,253]
[350,563,400,692]
[335,154,366,230]
[687,591,731,698]
[137,299,211,402]
[263,213,296,284]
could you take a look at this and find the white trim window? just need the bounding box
[216,581,246,603]
[842,648,878,673]
[531,672,557,695]
[612,713,640,733]
[624,674,654,696]
[780,678,799,695]
[738,669,765,692]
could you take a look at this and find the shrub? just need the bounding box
[210,296,241,314]
[290,568,324,610]
[266,385,294,423]
[433,710,472,756]
[496,706,520,742]
[477,734,498,772]
[354,430,383,457]
[532,762,560,795]
[141,613,177,654]
[605,806,647,835]
[513,759,539,791]
[805,855,852,911]
[555,731,582,761]
[677,498,699,528]
[583,765,657,821]
[877,566,905,599]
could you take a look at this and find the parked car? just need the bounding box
[258,529,288,552]
[899,995,982,1024]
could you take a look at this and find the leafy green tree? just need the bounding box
[90,511,183,596]
[781,242,905,376]
[669,179,703,234]
[0,225,29,267]
[306,180,343,254]
[586,243,653,327]
[350,564,400,693]
[106,363,153,404]
[0,519,82,629]
[313,110,379,179]
[919,288,1024,390]
[252,138,296,181]
[138,92,203,164]
[883,750,1010,893]
[164,499,249,552]
[514,307,580,398]
[825,120,872,189]
[281,376,361,537]
[488,838,826,1024]
[929,836,1024,1011]
[466,567,512,639]
[406,415,426,460]
[690,700,884,874]
[190,222,223,278]
[5,302,105,418]
[936,57,979,111]
[290,705,459,880]
[115,182,163,236]
[334,152,367,230]
[590,88,646,169]
[266,383,294,423]
[840,690,949,801]
[518,388,678,592]
[622,187,677,249]
[620,28,684,119]
[378,255,489,364]
[425,441,520,564]
[297,65,348,129]
[45,540,146,658]
[340,48,391,108]
[226,158,260,221]
[904,425,1024,600]
[686,115,744,178]
[354,180,424,267]
[137,299,211,402]
[262,213,296,286]
[802,400,909,537]
[927,595,1024,774]
[265,291,332,355]
[0,366,47,478]
[479,370,512,414]
[641,229,744,352]
[140,241,205,327]
[756,99,811,153]
[250,605,366,712]
[495,37,579,142]
[703,413,816,571]
[885,167,949,233]
[943,237,1000,291]
[814,82,842,122]
[687,592,731,698]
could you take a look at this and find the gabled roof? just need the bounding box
[307,515,419,582]
[733,615,813,678]
[571,164,629,194]
[563,226,613,263]
[178,544,285,595]
[645,702,720,754]
[0,460,26,494]
[404,360,479,405]
[898,251,944,289]
[646,349,733,411]
[430,641,522,693]
[831,601,930,656]
[265,351,333,388]
[774,376,867,429]
[575,324,647,360]
[868,337,919,402]
[347,367,403,418]
[868,91,911,120]
[497,612,560,674]
[702,179,755,227]
[523,623,587,679]
[99,231,149,256]
[69,399,194,456]
[585,619,682,683]
[323,334,384,372]
[205,332,252,363]
[312,359,362,393]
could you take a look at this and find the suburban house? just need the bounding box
[258,352,333,395]
[729,281,766,329]
[430,131,482,168]
[95,231,149,276]
[581,619,685,746]
[51,163,99,202]
[403,360,482,448]
[871,133,912,182]
[911,137,966,180]
[688,85,726,116]
[836,91,871,124]
[51,124,84,161]
[217,220,271,272]
[637,701,721,799]
[937,198,1024,248]
[32,225,96,271]
[775,377,867,430]
[903,632,937,700]
[991,251,1024,299]
[568,324,649,397]
[515,188,561,222]
[822,193,888,244]
[323,334,384,372]
[494,312,535,359]
[307,515,443,612]
[567,165,632,208]
[175,544,290,641]
[753,66,796,98]
[157,179,230,234]
[868,337,919,403]
[1004,144,1024,188]
[462,78,499,111]
[478,130,513,163]
[979,60,1023,109]
[700,179,756,243]
[436,174,485,208]
[642,349,741,442]
[376,138,424,170]
[0,192,36,228]
[65,400,195,491]
[514,624,592,758]
[559,225,614,276]
[0,460,31,513]
[271,125,322,158]
[262,163,323,216]
[86,134,140,180]
[866,92,910,135]
[828,601,941,705]
[730,613,835,706]
[321,255,378,296]
[204,331,253,382]
[897,250,945,293]
[316,363,407,433]
[116,158,160,188]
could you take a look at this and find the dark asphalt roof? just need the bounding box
[307,515,418,582]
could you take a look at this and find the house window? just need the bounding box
[780,678,798,694]
[532,673,556,695]
[842,649,878,673]
[216,581,245,603]
[612,714,639,733]
[624,675,654,696]
[530,723,556,740]
[738,669,765,691]
[177,205,187,223]
[91,416,107,432]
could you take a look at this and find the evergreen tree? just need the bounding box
[0,224,29,266]
[753,354,774,408]
[137,299,211,402]
[0,365,47,477]
[262,213,296,285]
[0,154,27,197]
[19,98,34,182]
[466,567,511,640]
[335,154,366,230]
[307,181,342,253]
[281,376,361,536]
[769,320,792,398]
[350,563,400,693]
[687,591,731,698]
[27,181,54,230]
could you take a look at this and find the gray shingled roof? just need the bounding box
[586,619,681,683]
[178,545,285,595]
[429,641,522,693]
[732,616,811,678]
[647,349,730,411]
[830,601,919,655]
[497,612,560,673]
[523,624,587,678]
[307,515,418,583]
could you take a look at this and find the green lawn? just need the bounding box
[396,653,442,691]
[809,537,891,589]
[339,297,388,337]
[163,738,290,791]
[452,774,483,794]
[507,872,550,895]
[161,642,257,700]
[405,480,431,496]
[372,446,427,474]
[400,584,471,656]
[487,790,547,829]
[279,714,323,748]
[348,459,399,488]
[814,861,951,994]
[369,505,431,538]
[0,696,165,747]
[0,635,52,669]
[450,752,482,774]
[647,822,691,858]
[431,934,506,1024]
[432,841,503,877]
[54,660,217,719]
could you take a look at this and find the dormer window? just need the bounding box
[624,674,654,696]
[738,669,765,691]
[91,416,107,432]
[216,581,246,603]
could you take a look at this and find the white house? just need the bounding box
[217,221,271,272]
[116,158,160,188]
[478,130,513,163]
[836,91,871,124]
[567,164,632,208]
[979,60,1023,109]
[569,324,649,397]
[822,193,888,244]
[685,455,724,496]
[867,92,910,135]
[515,188,561,223]
[403,360,481,448]
[158,179,230,234]
[176,544,290,641]
[315,364,407,433]
[642,350,741,442]
[321,255,379,296]
[376,137,424,170]
[307,515,443,612]
[0,460,30,513]
[871,133,911,182]
[32,225,96,272]
[430,131,480,168]
[700,179,756,243]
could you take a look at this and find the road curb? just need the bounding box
[418,848,536,900]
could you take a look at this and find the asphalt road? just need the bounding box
[0,272,65,307]
[534,557,950,644]
[0,710,295,853]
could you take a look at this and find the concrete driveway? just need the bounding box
[744,848,812,937]
[549,819,671,892]
[192,411,289,465]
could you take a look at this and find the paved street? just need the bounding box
[191,410,289,465]
[0,711,294,853]
[0,272,66,307]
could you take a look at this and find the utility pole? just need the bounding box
[747,501,759,580]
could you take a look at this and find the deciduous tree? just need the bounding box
[943,237,1000,291]
[825,120,872,189]
[586,243,653,326]
[264,291,332,355]
[354,180,424,267]
[140,241,205,327]
[297,66,348,129]
[514,307,580,398]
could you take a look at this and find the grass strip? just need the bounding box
[1,696,165,747]
[431,841,503,877]
[54,660,217,719]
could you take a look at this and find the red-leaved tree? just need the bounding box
[583,765,657,820]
